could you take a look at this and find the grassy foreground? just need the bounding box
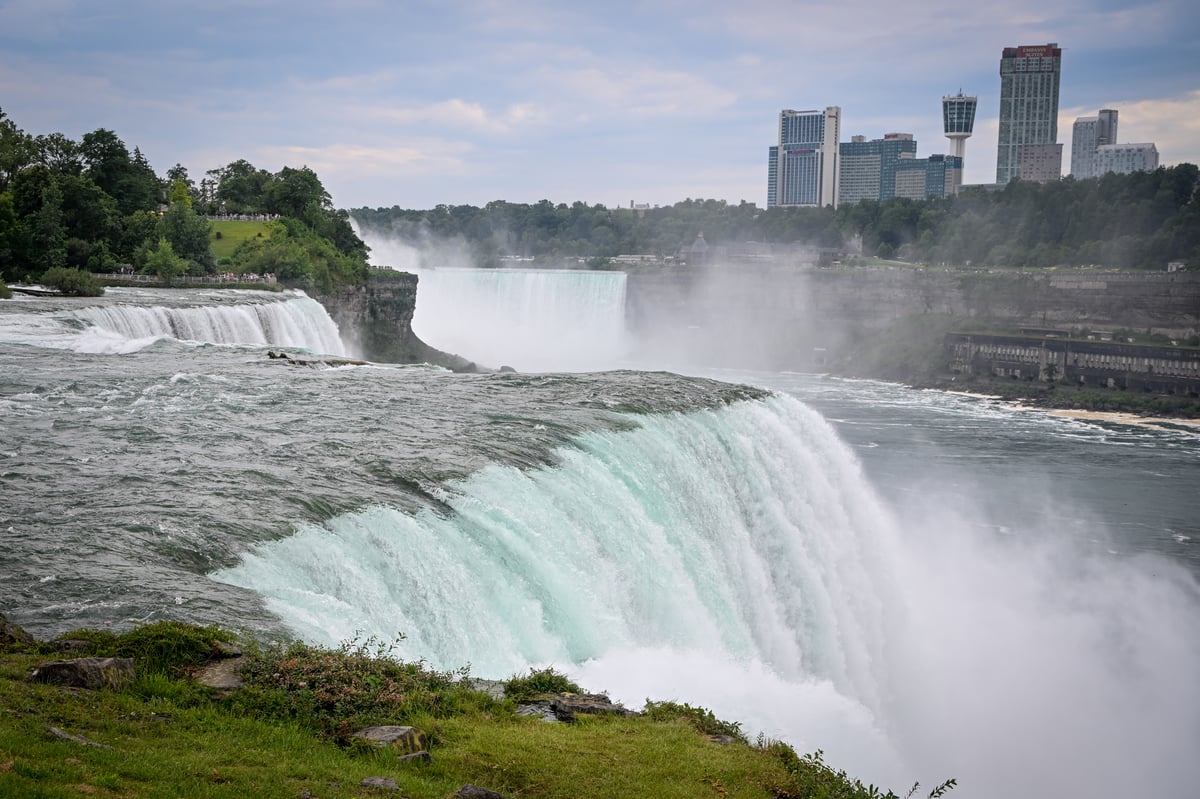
[0,621,951,799]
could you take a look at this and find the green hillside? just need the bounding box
[210,219,273,260]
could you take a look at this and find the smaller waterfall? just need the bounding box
[0,290,347,355]
[411,268,628,372]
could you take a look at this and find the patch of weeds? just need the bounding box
[231,633,496,741]
[643,700,747,743]
[758,742,956,799]
[502,667,582,702]
[60,621,234,676]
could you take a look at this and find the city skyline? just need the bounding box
[1,0,1197,210]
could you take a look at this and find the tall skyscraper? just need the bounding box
[768,107,841,208]
[996,43,1062,184]
[941,92,976,194]
[1071,109,1119,178]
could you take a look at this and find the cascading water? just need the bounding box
[0,289,347,355]
[6,282,1199,799]
[409,268,629,372]
[212,390,1200,799]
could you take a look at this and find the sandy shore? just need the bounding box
[1032,407,1200,431]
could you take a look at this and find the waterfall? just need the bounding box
[213,391,1200,799]
[410,268,629,372]
[1,290,347,355]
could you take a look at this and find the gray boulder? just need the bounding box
[1,612,35,650]
[360,776,400,791]
[27,657,135,690]
[456,786,508,799]
[350,725,429,756]
[550,693,634,722]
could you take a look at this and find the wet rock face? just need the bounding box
[1,613,36,650]
[27,657,136,690]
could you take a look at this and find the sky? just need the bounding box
[1,0,1198,211]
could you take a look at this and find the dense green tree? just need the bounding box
[34,132,82,176]
[158,192,215,274]
[32,180,67,271]
[142,238,188,284]
[0,191,17,278]
[78,129,161,216]
[267,165,330,220]
[212,159,273,213]
[41,265,103,296]
[0,107,35,192]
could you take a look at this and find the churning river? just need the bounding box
[2,280,1198,799]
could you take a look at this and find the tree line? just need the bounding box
[0,107,367,295]
[352,164,1200,271]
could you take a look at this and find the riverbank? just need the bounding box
[0,617,933,799]
[909,373,1200,420]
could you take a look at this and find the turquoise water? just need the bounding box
[2,285,1198,799]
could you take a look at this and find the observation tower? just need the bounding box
[942,90,977,162]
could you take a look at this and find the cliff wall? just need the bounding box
[625,265,1200,371]
[314,271,477,370]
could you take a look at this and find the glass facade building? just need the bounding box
[996,43,1062,184]
[768,107,841,208]
[838,134,918,205]
[894,155,964,200]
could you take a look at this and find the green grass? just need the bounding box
[210,220,272,260]
[0,623,945,799]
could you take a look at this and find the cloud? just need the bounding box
[541,66,738,120]
[1104,90,1200,165]
[367,99,547,134]
[258,141,470,178]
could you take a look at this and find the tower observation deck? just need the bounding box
[942,91,977,161]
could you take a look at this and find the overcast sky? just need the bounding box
[2,0,1197,210]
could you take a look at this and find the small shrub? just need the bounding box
[232,633,493,740]
[0,280,11,299]
[758,744,957,799]
[41,266,104,297]
[61,621,234,675]
[502,667,582,701]
[643,700,746,743]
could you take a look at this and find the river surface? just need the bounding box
[2,285,1198,799]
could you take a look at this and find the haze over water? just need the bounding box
[2,271,1198,799]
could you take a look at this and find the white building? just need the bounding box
[1094,143,1160,176]
[1071,109,1118,178]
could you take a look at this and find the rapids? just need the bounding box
[2,279,1199,798]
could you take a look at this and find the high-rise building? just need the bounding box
[1071,109,1119,178]
[1095,143,1159,175]
[838,133,918,205]
[996,43,1062,184]
[768,107,841,208]
[942,91,976,193]
[895,154,964,200]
